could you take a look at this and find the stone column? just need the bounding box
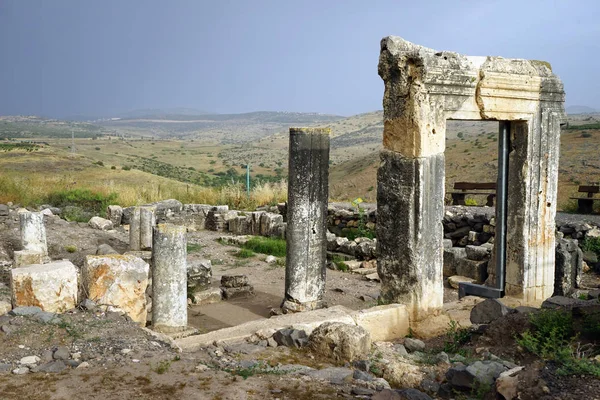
[19,211,48,256]
[283,127,330,312]
[152,223,187,332]
[129,206,156,251]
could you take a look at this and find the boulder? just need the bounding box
[446,360,508,389]
[272,328,308,348]
[83,255,149,325]
[96,244,118,255]
[403,338,425,352]
[88,216,113,231]
[309,322,371,362]
[0,204,8,216]
[10,261,78,313]
[470,298,512,324]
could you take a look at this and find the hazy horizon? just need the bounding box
[1,0,599,119]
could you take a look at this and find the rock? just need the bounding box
[309,322,371,362]
[273,328,308,348]
[35,311,60,324]
[221,275,249,288]
[53,346,70,360]
[96,244,118,255]
[447,275,476,289]
[0,204,8,216]
[267,337,278,347]
[107,205,123,226]
[435,352,450,364]
[393,344,409,357]
[455,257,488,282]
[190,287,222,306]
[88,216,114,231]
[12,367,29,375]
[76,361,90,369]
[0,301,11,315]
[222,286,254,299]
[11,260,78,313]
[265,255,277,264]
[19,356,40,366]
[352,387,375,396]
[465,245,489,261]
[372,389,433,400]
[403,337,425,352]
[83,255,149,325]
[40,208,53,216]
[353,369,374,381]
[541,296,588,310]
[446,360,507,389]
[554,237,584,296]
[35,360,67,373]
[187,259,212,294]
[496,366,523,400]
[442,239,453,249]
[583,250,598,264]
[470,298,512,324]
[13,250,45,267]
[10,306,42,316]
[305,367,353,385]
[382,359,425,391]
[443,247,466,276]
[79,299,97,311]
[0,363,12,373]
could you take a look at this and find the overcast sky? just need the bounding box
[0,0,598,118]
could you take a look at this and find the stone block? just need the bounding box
[221,275,249,288]
[222,285,255,299]
[447,275,476,289]
[259,212,283,237]
[455,258,488,282]
[10,260,78,313]
[13,250,45,267]
[443,247,466,277]
[187,260,212,293]
[83,255,149,325]
[309,322,371,363]
[88,216,113,231]
[351,304,409,342]
[465,245,489,261]
[190,287,222,306]
[554,237,583,296]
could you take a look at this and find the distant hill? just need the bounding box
[566,105,597,114]
[115,108,212,119]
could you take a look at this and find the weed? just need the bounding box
[64,245,77,253]
[44,188,117,217]
[331,254,349,271]
[153,360,171,374]
[186,243,203,253]
[464,198,478,206]
[582,237,600,258]
[443,320,471,354]
[242,237,286,257]
[234,248,255,258]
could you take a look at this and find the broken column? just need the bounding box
[14,211,48,266]
[152,223,187,332]
[283,127,330,312]
[377,36,565,312]
[129,206,156,251]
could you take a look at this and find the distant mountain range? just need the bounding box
[566,105,597,114]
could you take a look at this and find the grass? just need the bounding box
[234,248,255,258]
[516,309,600,377]
[186,243,203,253]
[64,245,77,253]
[242,237,286,257]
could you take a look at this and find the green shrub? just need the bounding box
[44,189,117,217]
[122,165,132,171]
[582,237,600,258]
[242,237,286,257]
[464,198,478,206]
[235,248,255,258]
[443,320,471,354]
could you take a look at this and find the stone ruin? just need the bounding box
[376,36,565,319]
[3,36,572,346]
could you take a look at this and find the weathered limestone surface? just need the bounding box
[377,150,444,319]
[19,211,48,256]
[152,224,187,332]
[284,127,330,312]
[13,250,45,268]
[554,237,583,296]
[11,260,78,313]
[106,205,123,227]
[129,206,156,251]
[377,36,565,310]
[88,216,113,231]
[83,255,149,324]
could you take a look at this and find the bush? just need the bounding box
[242,237,286,258]
[44,189,117,217]
[235,248,255,258]
[581,132,592,138]
[122,166,132,171]
[111,166,116,170]
[582,237,600,257]
[64,245,77,253]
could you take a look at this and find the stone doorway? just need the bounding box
[376,36,565,320]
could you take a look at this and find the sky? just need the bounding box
[0,0,598,118]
